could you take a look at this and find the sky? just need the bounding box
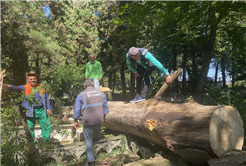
[42,5,51,19]
[207,60,231,82]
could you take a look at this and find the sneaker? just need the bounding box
[135,97,146,103]
[130,98,138,103]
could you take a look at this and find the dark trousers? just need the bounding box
[83,124,102,162]
[136,65,152,95]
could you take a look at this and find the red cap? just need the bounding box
[27,72,38,77]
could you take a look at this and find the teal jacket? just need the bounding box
[126,51,169,76]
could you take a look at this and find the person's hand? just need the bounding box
[74,122,79,129]
[166,75,172,84]
[99,78,101,81]
[0,82,10,89]
[47,110,51,116]
[135,73,140,79]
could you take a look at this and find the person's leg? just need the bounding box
[36,107,51,144]
[141,69,152,98]
[26,116,37,145]
[92,124,102,142]
[83,125,96,163]
[136,65,145,98]
[93,78,100,91]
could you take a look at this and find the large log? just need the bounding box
[102,98,244,165]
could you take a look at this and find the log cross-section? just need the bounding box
[102,98,244,164]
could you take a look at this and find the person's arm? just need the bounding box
[45,90,52,116]
[85,63,89,79]
[145,52,169,76]
[5,84,25,93]
[73,94,82,129]
[98,61,103,80]
[126,53,137,73]
[102,93,109,122]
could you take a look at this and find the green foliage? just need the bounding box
[51,62,86,106]
[147,71,165,99]
[1,91,41,165]
[101,126,106,135]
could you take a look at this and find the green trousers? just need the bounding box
[27,107,51,145]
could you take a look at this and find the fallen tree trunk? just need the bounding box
[102,98,244,165]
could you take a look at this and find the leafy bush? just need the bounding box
[1,91,42,165]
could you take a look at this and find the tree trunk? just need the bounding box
[182,47,187,95]
[172,46,179,93]
[103,99,244,165]
[190,50,197,94]
[194,54,212,95]
[130,71,135,99]
[108,52,113,90]
[215,60,218,86]
[232,72,235,89]
[112,70,116,93]
[221,57,226,89]
[194,10,223,95]
[120,65,126,100]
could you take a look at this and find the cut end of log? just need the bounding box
[145,119,157,131]
[210,106,244,157]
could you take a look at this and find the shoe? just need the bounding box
[135,97,146,103]
[88,161,96,166]
[130,98,138,103]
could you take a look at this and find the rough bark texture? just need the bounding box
[130,71,135,99]
[120,65,126,100]
[103,99,244,165]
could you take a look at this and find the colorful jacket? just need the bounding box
[85,60,103,79]
[8,84,51,117]
[126,48,169,76]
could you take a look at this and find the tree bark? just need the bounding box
[221,56,226,89]
[194,10,224,95]
[172,45,179,93]
[103,99,244,165]
[215,60,218,86]
[120,65,126,100]
[108,53,113,90]
[112,70,116,93]
[182,47,187,95]
[130,71,135,99]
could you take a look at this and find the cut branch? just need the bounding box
[154,68,182,99]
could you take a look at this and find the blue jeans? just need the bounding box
[90,78,100,90]
[83,124,102,162]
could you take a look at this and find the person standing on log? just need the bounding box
[2,72,52,146]
[85,54,103,90]
[73,80,109,166]
[126,47,172,102]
